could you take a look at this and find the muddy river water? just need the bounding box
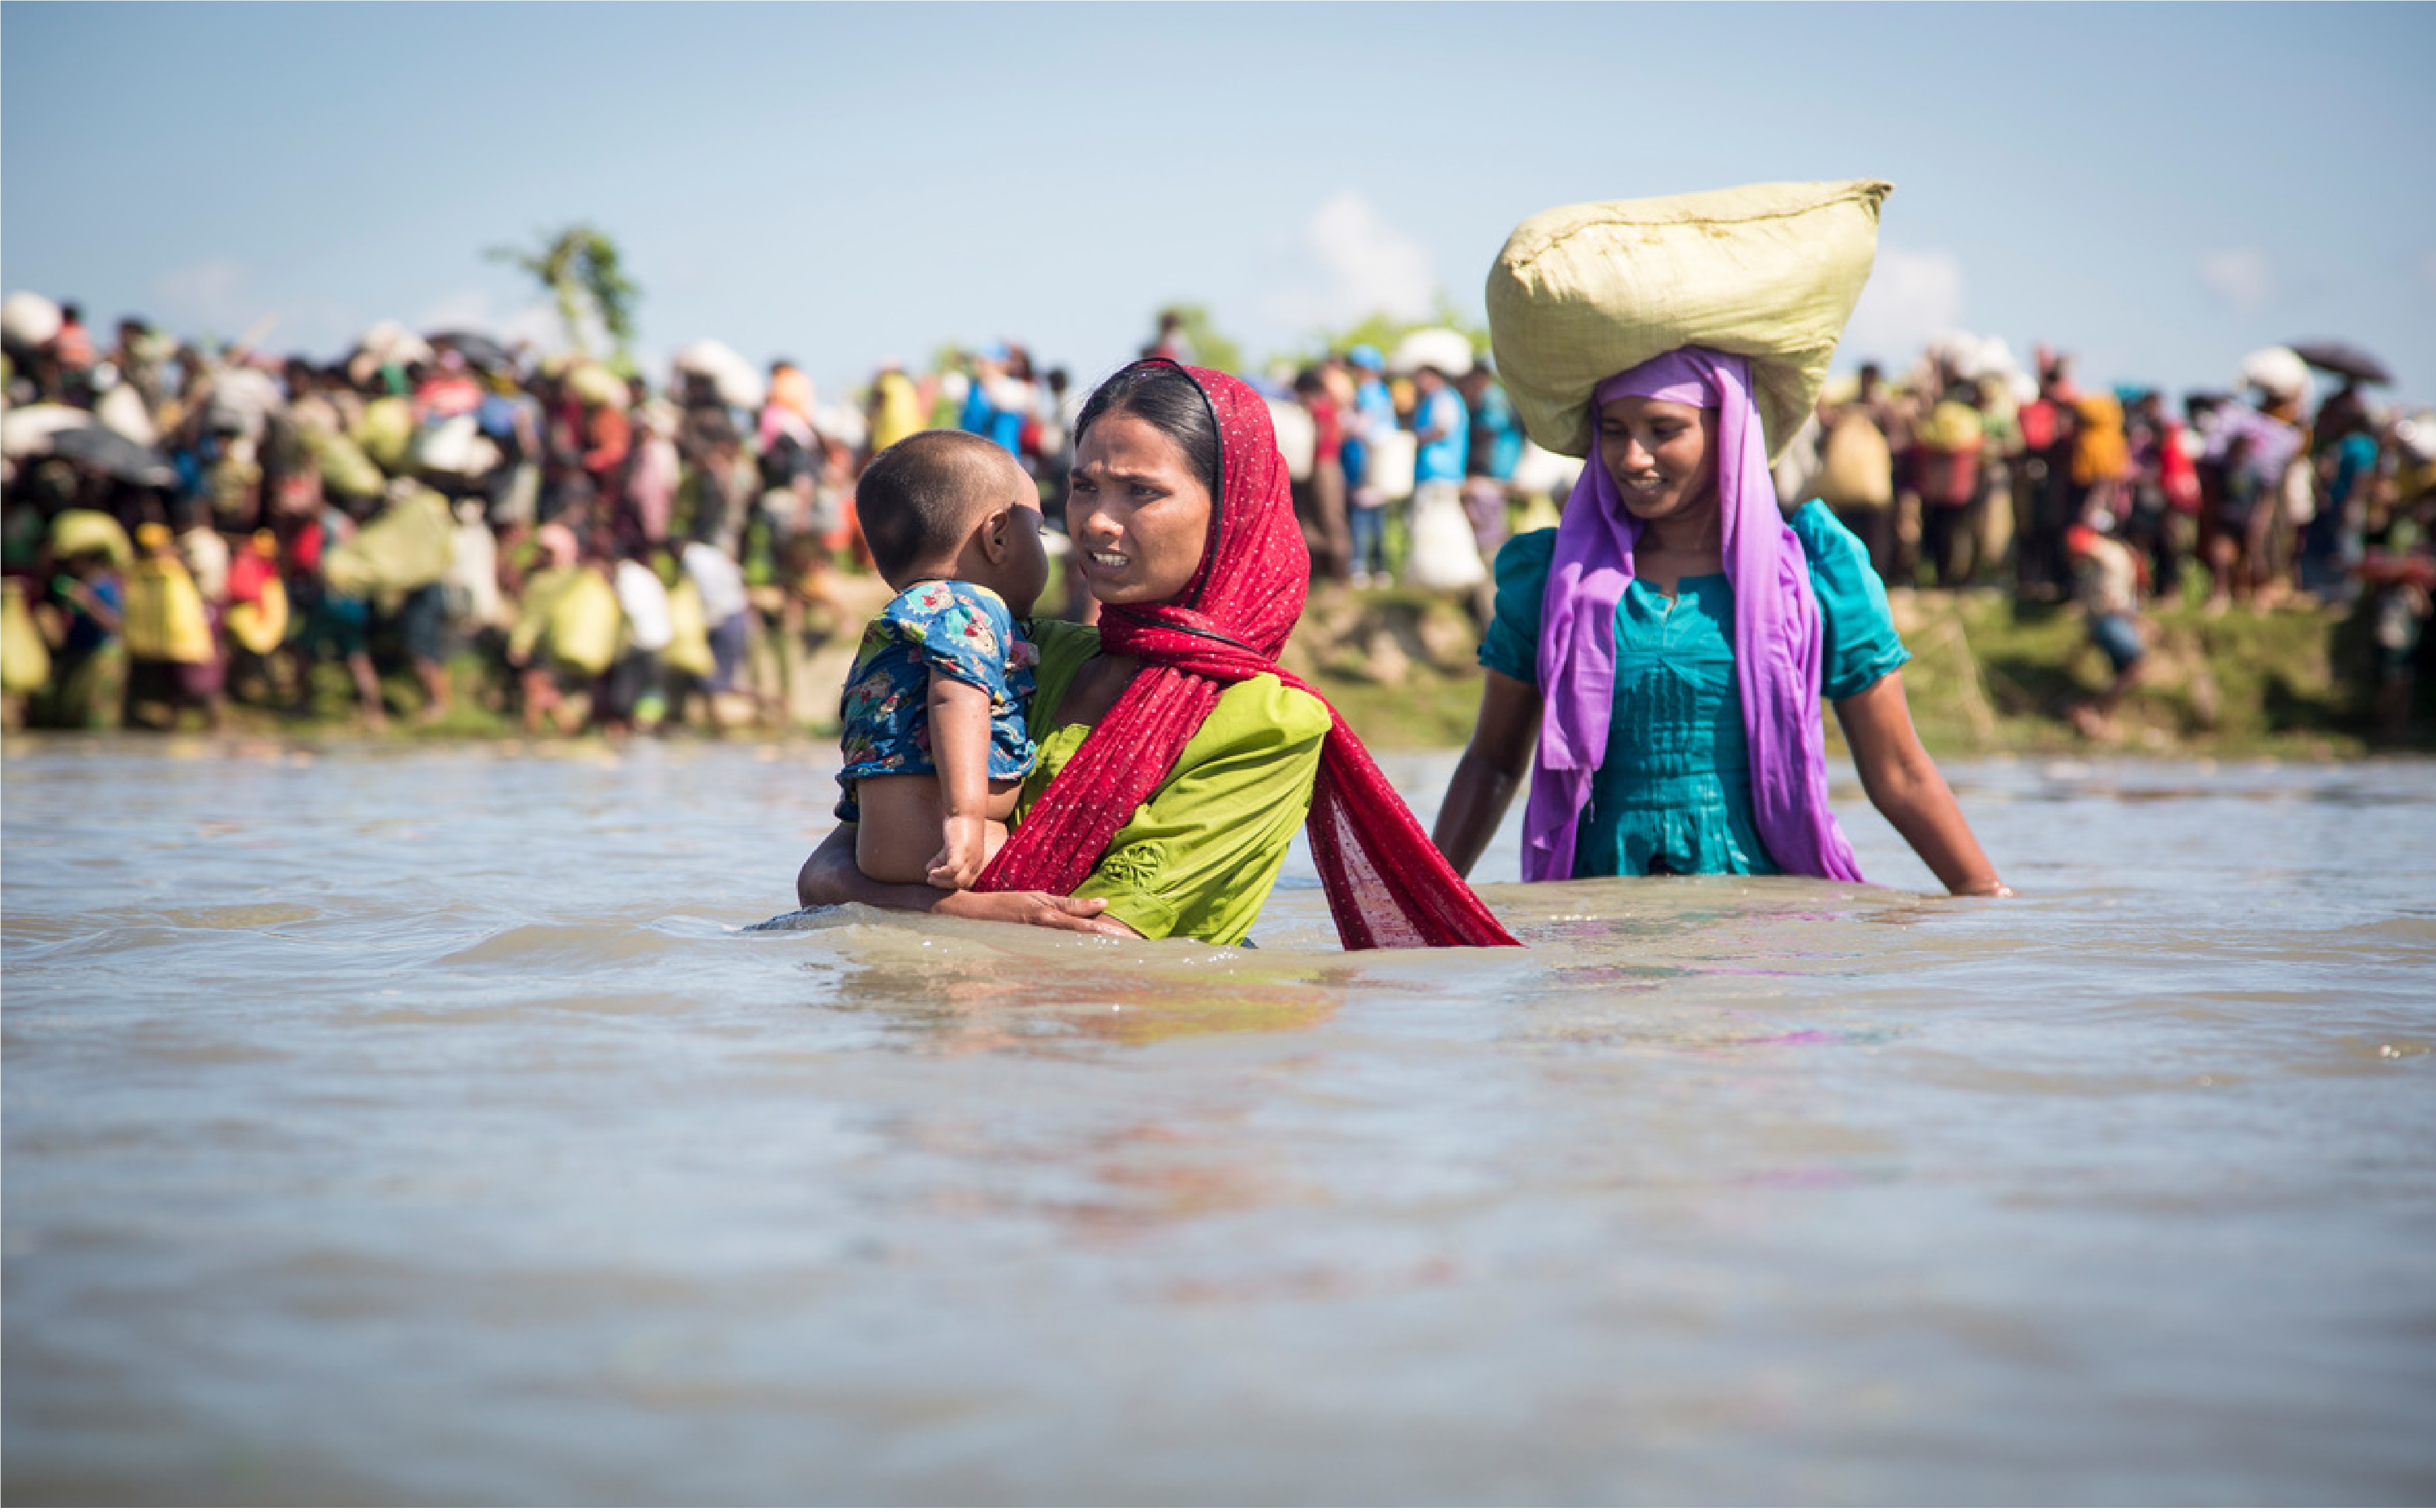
[5,737,2432,1502]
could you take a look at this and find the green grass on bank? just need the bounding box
[1283,582,2420,759]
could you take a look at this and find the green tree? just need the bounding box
[1158,303,1244,376]
[487,225,642,370]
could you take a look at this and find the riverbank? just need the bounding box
[1283,580,2421,760]
[30,573,2426,759]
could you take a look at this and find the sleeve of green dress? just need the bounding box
[1791,500,1912,701]
[1074,676,1331,944]
[1478,528,1557,685]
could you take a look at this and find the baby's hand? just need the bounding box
[926,815,989,891]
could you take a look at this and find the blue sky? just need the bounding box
[6,3,2431,406]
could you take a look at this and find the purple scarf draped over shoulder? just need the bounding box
[1521,348,1864,884]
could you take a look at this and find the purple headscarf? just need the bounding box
[1522,347,1864,884]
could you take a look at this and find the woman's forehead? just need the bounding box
[1598,394,1712,422]
[1077,410,1193,469]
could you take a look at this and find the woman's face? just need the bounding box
[1066,410,1214,606]
[1597,396,1720,526]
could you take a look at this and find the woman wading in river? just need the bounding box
[1433,183,2008,895]
[1432,348,2010,895]
[797,359,1517,949]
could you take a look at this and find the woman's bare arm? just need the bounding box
[794,823,1136,935]
[1431,670,1544,879]
[1832,672,2012,896]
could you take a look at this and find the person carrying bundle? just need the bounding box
[1433,181,2010,896]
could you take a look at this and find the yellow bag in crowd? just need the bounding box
[48,509,132,567]
[352,396,416,475]
[662,577,716,679]
[225,578,289,657]
[1915,399,1985,452]
[1818,412,1894,508]
[122,556,218,665]
[1486,180,1891,463]
[309,429,388,501]
[2,578,51,694]
[324,487,455,598]
[545,569,623,677]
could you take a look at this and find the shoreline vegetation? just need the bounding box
[10,570,2424,761]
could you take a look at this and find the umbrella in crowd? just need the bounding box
[2287,340,2392,386]
[47,423,178,488]
[429,330,516,373]
[1,402,90,460]
[673,338,764,410]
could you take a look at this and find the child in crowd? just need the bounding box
[836,430,1049,888]
[2066,519,2147,740]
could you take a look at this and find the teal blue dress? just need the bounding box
[1479,500,1909,878]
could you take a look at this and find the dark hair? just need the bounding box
[856,429,1014,585]
[1072,360,1222,504]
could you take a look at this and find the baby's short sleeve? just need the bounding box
[883,581,1017,699]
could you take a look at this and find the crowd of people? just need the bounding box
[1780,335,2436,739]
[2,289,2430,743]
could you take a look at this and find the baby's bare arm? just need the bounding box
[928,676,995,824]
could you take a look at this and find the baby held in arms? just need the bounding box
[835,430,1052,888]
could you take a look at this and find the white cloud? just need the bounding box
[1842,246,1964,363]
[152,258,254,335]
[1259,191,1438,333]
[145,261,360,354]
[2199,249,2274,313]
[415,286,561,348]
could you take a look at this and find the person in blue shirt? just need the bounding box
[957,345,1030,459]
[1412,363,1470,484]
[1461,362,1524,611]
[1343,345,1399,584]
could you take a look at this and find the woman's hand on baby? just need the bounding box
[926,817,991,890]
[935,889,1136,937]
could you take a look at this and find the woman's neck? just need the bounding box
[1633,492,1724,592]
[1056,650,1139,729]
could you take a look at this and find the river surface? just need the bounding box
[4,736,2433,1504]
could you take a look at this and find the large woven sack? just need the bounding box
[1265,397,1315,481]
[545,570,623,676]
[309,430,388,502]
[1405,484,1488,590]
[122,558,216,664]
[324,487,455,597]
[1364,428,1416,502]
[1486,180,1891,463]
[1818,412,1894,509]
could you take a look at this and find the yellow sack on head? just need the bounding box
[1486,180,1891,463]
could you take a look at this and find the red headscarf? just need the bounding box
[975,360,1518,950]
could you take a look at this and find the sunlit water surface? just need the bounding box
[4,736,2433,1504]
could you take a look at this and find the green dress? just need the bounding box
[1012,620,1329,944]
[1478,500,1910,878]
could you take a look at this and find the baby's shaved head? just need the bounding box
[856,430,1024,586]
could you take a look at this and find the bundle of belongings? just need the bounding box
[1485,179,1891,465]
